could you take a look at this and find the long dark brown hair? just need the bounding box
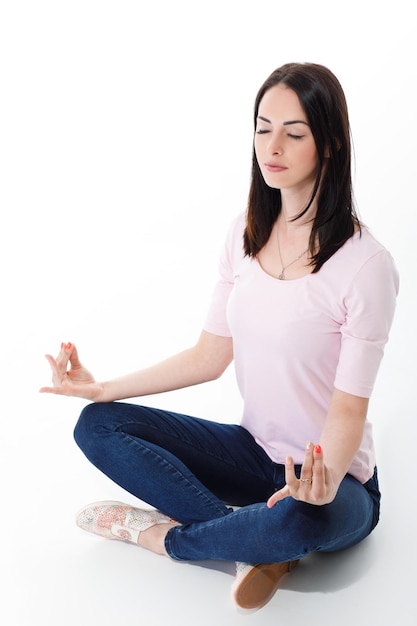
[244,62,360,272]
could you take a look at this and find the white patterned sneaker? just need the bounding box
[76,500,174,544]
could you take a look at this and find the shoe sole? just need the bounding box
[233,560,299,610]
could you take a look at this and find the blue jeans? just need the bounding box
[74,402,380,563]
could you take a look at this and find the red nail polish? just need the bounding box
[66,342,72,350]
[315,445,322,454]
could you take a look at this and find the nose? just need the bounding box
[268,132,283,155]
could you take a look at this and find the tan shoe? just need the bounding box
[76,501,173,544]
[231,560,299,610]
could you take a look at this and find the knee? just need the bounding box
[73,402,110,453]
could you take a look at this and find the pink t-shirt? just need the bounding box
[203,212,399,483]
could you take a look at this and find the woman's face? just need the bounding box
[254,83,319,195]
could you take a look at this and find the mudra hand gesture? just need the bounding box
[40,342,103,401]
[267,442,338,507]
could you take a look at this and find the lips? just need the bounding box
[264,162,287,172]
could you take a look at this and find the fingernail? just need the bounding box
[315,444,322,454]
[65,342,72,350]
[306,441,312,450]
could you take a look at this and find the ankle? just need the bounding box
[138,522,177,556]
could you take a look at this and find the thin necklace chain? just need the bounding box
[276,228,309,280]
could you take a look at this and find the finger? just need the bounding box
[39,385,66,395]
[298,441,314,494]
[68,343,82,368]
[284,455,299,489]
[267,484,290,508]
[311,444,325,489]
[299,441,314,484]
[44,354,64,386]
[44,353,57,372]
[55,342,72,372]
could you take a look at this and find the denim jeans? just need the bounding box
[74,402,380,564]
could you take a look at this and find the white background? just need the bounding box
[1,1,415,624]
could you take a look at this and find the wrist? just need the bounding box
[93,382,108,402]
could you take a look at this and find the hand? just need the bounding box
[40,342,104,401]
[266,442,338,508]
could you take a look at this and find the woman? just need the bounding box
[41,62,399,611]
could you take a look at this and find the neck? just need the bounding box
[275,199,315,254]
[279,188,317,231]
[277,209,314,241]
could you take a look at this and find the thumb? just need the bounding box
[267,485,290,508]
[67,343,82,368]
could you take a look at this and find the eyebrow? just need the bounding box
[257,115,309,127]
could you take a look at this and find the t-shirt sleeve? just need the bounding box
[203,214,244,337]
[334,249,399,397]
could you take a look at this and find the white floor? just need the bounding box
[4,302,416,625]
[2,1,416,624]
